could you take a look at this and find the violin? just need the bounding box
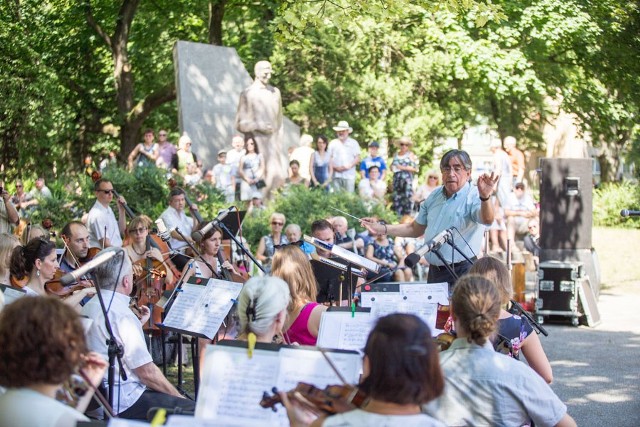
[260,382,368,416]
[130,237,169,332]
[168,177,203,223]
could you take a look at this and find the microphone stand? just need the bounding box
[216,220,266,274]
[92,273,127,409]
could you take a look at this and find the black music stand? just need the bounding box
[311,259,360,305]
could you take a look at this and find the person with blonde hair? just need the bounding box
[236,276,291,343]
[425,275,575,427]
[255,212,288,273]
[271,245,327,345]
[468,256,552,383]
[0,233,19,285]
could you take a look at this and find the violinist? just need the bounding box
[124,215,174,285]
[59,221,93,273]
[236,276,291,343]
[87,178,127,248]
[181,222,242,283]
[10,238,93,309]
[157,188,199,270]
[0,297,108,427]
[281,313,445,427]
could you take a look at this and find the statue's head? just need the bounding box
[254,61,272,85]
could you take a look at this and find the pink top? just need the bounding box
[284,302,320,346]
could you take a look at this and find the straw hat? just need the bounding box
[332,120,353,132]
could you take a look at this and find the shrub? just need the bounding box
[593,182,640,228]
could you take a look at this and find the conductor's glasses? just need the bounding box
[441,165,466,174]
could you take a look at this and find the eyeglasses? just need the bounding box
[97,189,115,194]
[16,184,23,188]
[428,176,438,180]
[159,133,167,136]
[271,221,284,226]
[441,165,466,173]
[129,227,147,234]
[528,225,538,229]
[399,143,410,147]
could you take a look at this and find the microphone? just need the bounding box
[404,228,453,269]
[621,209,640,217]
[191,206,237,242]
[60,249,119,286]
[155,218,175,242]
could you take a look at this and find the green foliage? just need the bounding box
[593,182,640,228]
[240,186,392,248]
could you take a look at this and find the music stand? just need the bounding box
[311,259,361,305]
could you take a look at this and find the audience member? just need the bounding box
[487,193,507,254]
[226,135,246,200]
[238,136,265,204]
[284,223,302,243]
[366,222,409,282]
[283,314,445,427]
[0,297,108,427]
[328,120,360,192]
[82,248,195,419]
[255,212,288,273]
[359,141,388,180]
[285,160,310,188]
[11,179,37,215]
[504,136,526,186]
[155,129,177,170]
[30,177,53,199]
[358,165,387,202]
[127,128,159,170]
[0,233,19,285]
[183,162,203,186]
[393,215,418,282]
[504,182,537,243]
[310,134,332,190]
[171,134,198,177]
[211,151,236,203]
[290,134,314,181]
[412,170,440,212]
[391,136,419,216]
[236,276,291,343]
[424,275,575,426]
[0,181,20,233]
[271,245,328,345]
[490,139,513,207]
[86,178,127,248]
[469,257,552,383]
[523,217,541,263]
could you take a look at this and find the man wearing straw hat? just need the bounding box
[328,120,361,193]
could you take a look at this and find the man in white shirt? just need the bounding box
[158,188,200,270]
[82,248,195,419]
[86,179,127,248]
[328,120,361,193]
[504,182,537,241]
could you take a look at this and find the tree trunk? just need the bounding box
[208,0,226,45]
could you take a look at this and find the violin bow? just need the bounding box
[319,348,349,386]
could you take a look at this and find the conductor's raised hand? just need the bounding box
[477,172,499,199]
[359,217,384,236]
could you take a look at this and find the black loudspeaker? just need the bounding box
[539,158,593,250]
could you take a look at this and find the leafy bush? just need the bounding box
[593,182,640,228]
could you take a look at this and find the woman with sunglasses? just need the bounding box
[255,212,288,273]
[412,170,440,212]
[391,136,419,217]
[124,215,174,288]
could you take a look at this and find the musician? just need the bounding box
[0,297,108,427]
[271,245,327,346]
[236,276,290,343]
[87,178,127,248]
[82,248,195,419]
[158,187,199,271]
[424,275,576,426]
[9,238,94,309]
[124,215,174,285]
[59,221,92,273]
[182,222,243,282]
[361,149,499,291]
[468,257,552,383]
[282,313,445,426]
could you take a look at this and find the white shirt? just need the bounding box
[159,206,194,251]
[86,201,122,248]
[323,409,444,427]
[226,148,246,177]
[328,137,360,179]
[0,388,89,427]
[82,290,153,415]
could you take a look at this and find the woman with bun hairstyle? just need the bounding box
[236,276,291,343]
[424,275,576,427]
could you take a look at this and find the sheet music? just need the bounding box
[196,345,280,425]
[304,235,379,273]
[0,283,26,306]
[163,279,243,339]
[399,282,449,303]
[196,344,361,427]
[317,311,375,351]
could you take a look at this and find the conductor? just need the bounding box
[361,149,498,290]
